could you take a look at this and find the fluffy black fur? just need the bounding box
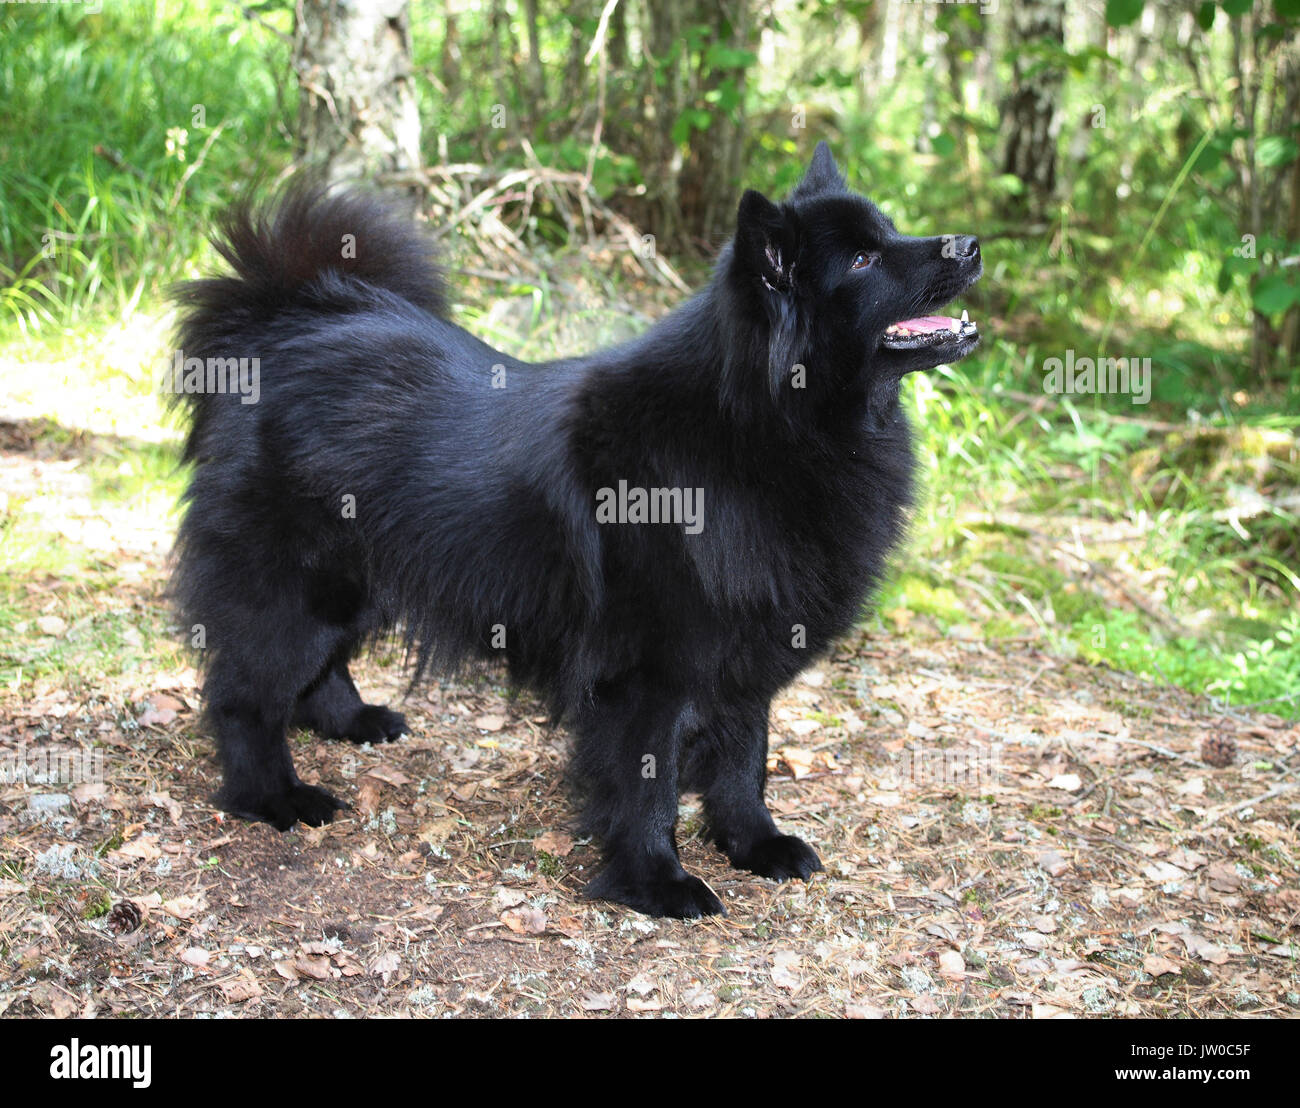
[169,144,982,918]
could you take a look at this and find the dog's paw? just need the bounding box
[222,782,344,831]
[730,834,823,882]
[586,866,726,920]
[341,705,408,744]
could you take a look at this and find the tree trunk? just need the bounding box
[294,0,423,187]
[638,0,756,251]
[1000,0,1066,215]
[524,0,546,118]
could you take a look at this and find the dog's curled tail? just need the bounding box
[168,181,447,458]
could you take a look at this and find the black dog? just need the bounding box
[169,143,981,918]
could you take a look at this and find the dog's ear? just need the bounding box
[791,141,847,199]
[734,190,803,399]
[735,189,797,294]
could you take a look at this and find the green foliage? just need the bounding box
[1105,0,1145,28]
[0,0,294,330]
[0,0,1296,718]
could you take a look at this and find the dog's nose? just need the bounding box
[953,235,979,260]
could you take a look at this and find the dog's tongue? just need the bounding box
[890,315,954,333]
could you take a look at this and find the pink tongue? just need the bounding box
[894,315,953,333]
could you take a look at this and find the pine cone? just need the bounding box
[107,899,143,935]
[1201,729,1237,768]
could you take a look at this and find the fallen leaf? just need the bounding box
[475,714,506,732]
[162,895,205,920]
[138,706,177,728]
[149,792,183,823]
[1048,773,1082,792]
[1143,955,1180,977]
[683,984,717,1009]
[355,781,381,816]
[581,992,615,1011]
[777,746,816,778]
[626,974,658,997]
[294,955,332,980]
[1142,862,1187,884]
[371,951,401,982]
[771,949,803,990]
[220,971,263,1003]
[1038,850,1069,877]
[937,950,965,979]
[493,887,527,910]
[36,615,67,637]
[1167,847,1208,870]
[112,835,162,863]
[500,906,546,935]
[1205,862,1241,892]
[846,1000,888,1019]
[533,831,574,857]
[180,948,210,969]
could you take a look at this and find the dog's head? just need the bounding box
[727,142,982,401]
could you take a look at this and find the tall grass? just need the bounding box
[0,0,293,334]
[0,2,1295,715]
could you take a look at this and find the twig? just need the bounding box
[1200,781,1299,828]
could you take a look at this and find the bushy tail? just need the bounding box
[169,181,448,460]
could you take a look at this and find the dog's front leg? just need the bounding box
[575,678,724,919]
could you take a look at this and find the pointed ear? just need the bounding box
[735,189,797,293]
[791,141,846,198]
[734,190,803,400]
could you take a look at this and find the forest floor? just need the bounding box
[1,333,1298,1020]
[0,306,1294,1019]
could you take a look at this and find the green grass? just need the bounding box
[1,0,1296,716]
[0,0,294,333]
[874,337,1300,715]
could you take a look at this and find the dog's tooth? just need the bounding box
[949,317,961,334]
[961,309,969,323]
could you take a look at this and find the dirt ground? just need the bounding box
[1,406,1298,1018]
[3,601,1298,1019]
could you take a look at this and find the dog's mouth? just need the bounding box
[881,310,978,351]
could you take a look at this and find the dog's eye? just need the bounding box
[851,251,880,270]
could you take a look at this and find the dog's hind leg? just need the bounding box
[292,646,408,744]
[688,698,822,882]
[576,677,724,919]
[204,630,346,831]
[192,565,365,829]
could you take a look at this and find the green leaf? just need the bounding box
[1105,0,1144,26]
[1257,135,1300,167]
[1277,0,1300,16]
[703,44,757,69]
[1252,274,1300,314]
[931,133,957,157]
[1196,1,1217,27]
[1221,0,1252,16]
